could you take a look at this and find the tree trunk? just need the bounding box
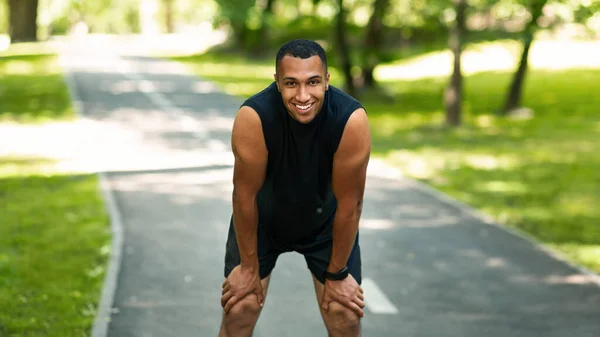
[256,0,275,56]
[500,0,548,115]
[501,35,532,114]
[335,0,357,98]
[8,0,39,43]
[444,0,467,127]
[362,0,389,88]
[163,0,174,33]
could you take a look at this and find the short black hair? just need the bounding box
[275,39,328,74]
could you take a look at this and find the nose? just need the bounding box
[295,85,310,103]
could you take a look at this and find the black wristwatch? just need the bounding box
[324,266,349,281]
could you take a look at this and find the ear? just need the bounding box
[273,73,280,91]
[325,72,330,91]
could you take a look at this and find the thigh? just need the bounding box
[224,216,281,280]
[300,231,362,285]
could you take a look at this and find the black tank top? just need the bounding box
[241,82,364,244]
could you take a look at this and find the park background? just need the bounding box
[1,0,599,335]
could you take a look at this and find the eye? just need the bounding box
[285,82,296,87]
[309,80,319,85]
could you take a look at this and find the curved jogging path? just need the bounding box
[58,35,600,337]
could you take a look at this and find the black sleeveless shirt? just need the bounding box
[241,82,364,244]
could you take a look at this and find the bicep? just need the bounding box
[231,106,268,198]
[332,108,371,206]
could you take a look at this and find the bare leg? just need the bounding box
[312,275,361,337]
[218,275,271,337]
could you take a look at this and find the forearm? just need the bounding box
[328,201,362,272]
[232,190,259,270]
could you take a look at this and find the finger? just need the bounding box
[256,290,265,307]
[353,297,365,309]
[357,291,364,301]
[349,302,365,317]
[320,294,331,311]
[221,290,233,308]
[222,280,228,288]
[222,284,230,295]
[224,295,239,313]
[358,286,364,294]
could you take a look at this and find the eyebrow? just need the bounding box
[282,75,323,81]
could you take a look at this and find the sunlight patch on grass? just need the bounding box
[385,149,451,180]
[189,62,274,80]
[0,52,74,122]
[477,180,528,194]
[0,40,58,57]
[549,244,600,272]
[221,82,273,99]
[0,157,60,177]
[558,194,599,217]
[369,111,445,136]
[376,39,600,81]
[463,154,519,170]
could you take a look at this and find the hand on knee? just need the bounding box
[225,294,262,329]
[324,301,361,334]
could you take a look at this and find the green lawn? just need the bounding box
[172,41,600,274]
[0,42,74,123]
[0,44,110,336]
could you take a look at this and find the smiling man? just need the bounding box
[219,39,371,337]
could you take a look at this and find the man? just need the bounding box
[219,39,371,337]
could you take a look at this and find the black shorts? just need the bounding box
[224,217,362,285]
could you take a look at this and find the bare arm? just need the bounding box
[231,105,268,272]
[328,108,371,273]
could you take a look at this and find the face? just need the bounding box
[274,55,330,124]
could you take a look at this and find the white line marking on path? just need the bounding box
[362,278,399,314]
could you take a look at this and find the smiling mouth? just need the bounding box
[295,103,313,111]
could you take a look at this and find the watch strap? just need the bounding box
[324,266,349,281]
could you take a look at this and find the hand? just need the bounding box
[221,265,264,313]
[321,274,365,317]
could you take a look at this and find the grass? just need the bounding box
[0,42,75,123]
[0,43,110,336]
[171,39,600,274]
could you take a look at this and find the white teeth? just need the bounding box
[296,103,311,110]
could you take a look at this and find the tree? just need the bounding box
[214,0,255,52]
[8,0,39,43]
[163,0,174,33]
[499,0,549,115]
[335,0,357,98]
[361,0,389,89]
[444,0,467,127]
[256,0,275,56]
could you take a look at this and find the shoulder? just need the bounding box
[241,82,281,116]
[335,107,370,161]
[326,85,365,116]
[232,105,266,152]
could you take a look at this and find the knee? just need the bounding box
[325,301,361,331]
[225,294,262,326]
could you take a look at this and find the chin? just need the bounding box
[292,112,317,124]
